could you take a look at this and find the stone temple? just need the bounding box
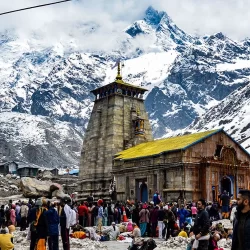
[79,63,153,200]
[79,64,250,202]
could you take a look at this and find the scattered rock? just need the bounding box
[155,236,189,250]
[155,236,232,250]
[212,219,233,229]
[37,170,53,180]
[10,184,18,190]
[13,228,108,250]
[52,189,69,199]
[218,238,232,250]
[20,177,52,197]
[0,174,21,197]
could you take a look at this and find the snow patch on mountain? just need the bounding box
[105,50,178,93]
[217,59,250,72]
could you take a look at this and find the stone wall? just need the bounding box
[79,93,153,198]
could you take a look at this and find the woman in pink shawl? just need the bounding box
[127,221,133,232]
[10,204,16,225]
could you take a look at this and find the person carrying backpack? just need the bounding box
[33,199,48,250]
[153,191,162,206]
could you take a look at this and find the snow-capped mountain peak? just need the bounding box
[1,5,250,169]
[144,6,165,26]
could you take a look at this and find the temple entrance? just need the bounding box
[221,176,232,196]
[136,179,148,202]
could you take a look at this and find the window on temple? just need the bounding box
[123,140,129,148]
[215,145,223,157]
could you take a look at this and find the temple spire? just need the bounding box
[116,61,123,81]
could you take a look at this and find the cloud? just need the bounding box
[0,0,249,53]
[154,0,250,40]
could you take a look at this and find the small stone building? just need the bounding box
[17,162,40,177]
[113,129,250,202]
[0,161,18,175]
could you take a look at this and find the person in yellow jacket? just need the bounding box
[178,228,188,238]
[0,229,14,250]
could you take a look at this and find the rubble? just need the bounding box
[37,169,53,180]
[155,236,232,250]
[217,238,232,250]
[0,174,21,197]
[13,229,108,250]
[155,236,189,250]
[212,219,233,229]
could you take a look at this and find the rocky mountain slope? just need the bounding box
[187,82,250,151]
[0,112,82,168]
[1,6,250,167]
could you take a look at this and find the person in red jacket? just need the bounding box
[78,201,88,227]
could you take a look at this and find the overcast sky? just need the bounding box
[0,0,249,46]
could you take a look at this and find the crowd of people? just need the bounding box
[0,189,250,250]
[0,196,75,250]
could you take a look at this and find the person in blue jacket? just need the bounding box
[45,201,59,250]
[153,191,162,206]
[177,204,189,229]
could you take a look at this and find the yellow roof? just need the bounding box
[115,129,220,160]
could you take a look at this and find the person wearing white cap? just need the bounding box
[101,222,120,240]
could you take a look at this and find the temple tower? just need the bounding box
[79,63,153,199]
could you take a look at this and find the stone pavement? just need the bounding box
[104,241,129,250]
[103,238,165,250]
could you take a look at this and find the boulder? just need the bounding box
[20,177,52,197]
[50,183,62,192]
[37,170,53,180]
[41,170,53,179]
[20,177,65,198]
[52,189,70,199]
